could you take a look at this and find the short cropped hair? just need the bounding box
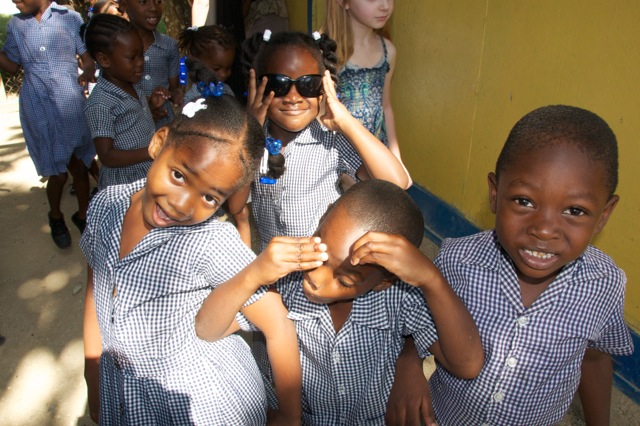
[496,105,619,196]
[329,180,424,247]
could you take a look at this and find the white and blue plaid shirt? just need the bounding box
[85,77,155,190]
[251,120,362,251]
[267,272,438,425]
[81,179,269,425]
[134,30,180,129]
[431,230,633,426]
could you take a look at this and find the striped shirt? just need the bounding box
[80,179,269,425]
[263,272,438,425]
[431,230,634,426]
[251,120,361,251]
[85,77,155,190]
[3,3,95,176]
[134,30,180,129]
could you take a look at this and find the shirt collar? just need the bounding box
[264,119,325,146]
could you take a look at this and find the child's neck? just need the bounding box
[33,0,52,21]
[119,190,153,260]
[133,25,156,51]
[328,300,353,333]
[349,19,378,46]
[103,73,138,99]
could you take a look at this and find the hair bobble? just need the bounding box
[263,29,272,42]
[87,6,94,19]
[182,98,207,118]
[196,81,225,97]
[187,26,198,31]
[312,31,321,41]
[179,56,188,86]
[259,137,282,184]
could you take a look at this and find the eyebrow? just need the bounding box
[180,161,233,198]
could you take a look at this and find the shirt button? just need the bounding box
[39,46,46,51]
[144,75,151,80]
[492,392,504,403]
[332,352,341,364]
[517,316,529,326]
[337,384,346,395]
[144,55,149,61]
[506,356,518,368]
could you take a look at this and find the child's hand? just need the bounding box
[247,68,274,126]
[350,231,440,288]
[169,86,184,108]
[255,236,327,285]
[149,87,169,120]
[318,70,352,132]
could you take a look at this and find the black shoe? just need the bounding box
[49,213,71,248]
[71,211,87,233]
[68,183,76,195]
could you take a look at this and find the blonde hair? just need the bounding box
[321,0,391,70]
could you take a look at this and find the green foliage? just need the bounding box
[1,13,12,48]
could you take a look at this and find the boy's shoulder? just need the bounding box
[439,230,496,260]
[153,31,179,50]
[579,244,626,283]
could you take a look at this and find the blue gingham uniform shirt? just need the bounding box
[134,31,180,129]
[265,273,438,425]
[80,179,269,425]
[85,77,155,190]
[3,3,95,176]
[431,231,634,426]
[251,120,362,251]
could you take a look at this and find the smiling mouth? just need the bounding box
[523,249,555,259]
[154,204,178,226]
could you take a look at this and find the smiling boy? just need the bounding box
[430,105,634,425]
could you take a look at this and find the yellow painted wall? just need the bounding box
[297,2,640,331]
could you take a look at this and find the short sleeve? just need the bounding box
[79,189,110,268]
[85,95,116,139]
[335,133,362,178]
[398,283,439,358]
[3,19,21,65]
[71,12,87,56]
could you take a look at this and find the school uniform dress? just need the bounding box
[431,230,634,426]
[84,77,155,190]
[259,273,438,424]
[251,120,362,251]
[80,179,269,425]
[337,36,389,146]
[3,3,95,176]
[135,30,180,129]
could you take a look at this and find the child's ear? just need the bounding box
[372,277,394,292]
[95,51,110,69]
[594,194,619,235]
[488,172,498,214]
[148,127,170,159]
[336,0,348,9]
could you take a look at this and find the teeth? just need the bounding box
[524,249,554,259]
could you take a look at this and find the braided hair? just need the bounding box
[178,25,237,58]
[81,14,135,60]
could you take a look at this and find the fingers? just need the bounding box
[322,70,337,99]
[267,236,328,271]
[350,231,396,266]
[247,69,273,125]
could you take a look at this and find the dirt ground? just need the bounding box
[0,97,638,425]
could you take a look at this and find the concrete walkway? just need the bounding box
[0,97,638,425]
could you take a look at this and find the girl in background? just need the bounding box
[83,14,165,191]
[0,0,95,248]
[322,0,412,185]
[242,30,409,251]
[82,94,323,424]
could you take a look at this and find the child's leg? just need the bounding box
[68,155,90,232]
[46,171,71,248]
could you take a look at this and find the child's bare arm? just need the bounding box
[168,76,183,107]
[578,348,613,425]
[195,237,327,342]
[0,51,20,75]
[386,337,437,426]
[93,137,152,168]
[223,185,252,247]
[78,52,96,86]
[149,87,170,121]
[351,231,483,379]
[318,71,409,189]
[84,267,102,423]
[242,290,302,424]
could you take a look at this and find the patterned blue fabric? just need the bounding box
[84,77,155,190]
[337,36,389,146]
[80,179,269,425]
[431,230,634,426]
[134,31,180,129]
[258,272,437,424]
[3,3,95,176]
[251,120,362,251]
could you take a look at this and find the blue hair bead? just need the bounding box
[179,56,188,86]
[197,81,225,97]
[259,176,277,184]
[265,137,282,155]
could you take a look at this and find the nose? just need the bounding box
[168,190,194,220]
[282,83,303,103]
[528,207,559,242]
[379,0,391,10]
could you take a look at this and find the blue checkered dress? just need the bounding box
[251,120,362,251]
[85,77,155,190]
[134,31,180,129]
[431,231,634,426]
[3,3,95,176]
[80,179,269,425]
[256,273,438,424]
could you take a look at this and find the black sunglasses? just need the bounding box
[260,74,324,98]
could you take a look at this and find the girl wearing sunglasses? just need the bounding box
[242,30,410,252]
